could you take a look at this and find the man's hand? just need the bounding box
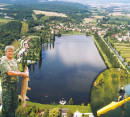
[20,72,29,78]
[7,71,29,78]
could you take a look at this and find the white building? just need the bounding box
[73,111,94,117]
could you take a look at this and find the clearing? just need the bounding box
[21,22,29,34]
[83,18,97,23]
[33,10,68,17]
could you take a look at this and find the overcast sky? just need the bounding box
[46,0,130,4]
[1,0,130,4]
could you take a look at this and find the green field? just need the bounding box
[107,20,128,24]
[32,14,37,21]
[114,43,130,63]
[109,15,130,20]
[0,18,12,26]
[107,15,130,24]
[21,22,29,34]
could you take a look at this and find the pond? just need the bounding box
[19,35,107,105]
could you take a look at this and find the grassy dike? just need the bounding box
[92,35,112,68]
[16,101,91,114]
[15,101,91,116]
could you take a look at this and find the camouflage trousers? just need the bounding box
[1,82,18,117]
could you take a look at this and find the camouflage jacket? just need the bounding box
[0,56,19,83]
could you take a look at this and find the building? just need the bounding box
[73,110,94,117]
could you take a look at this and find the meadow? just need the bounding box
[114,43,130,63]
[83,18,97,23]
[0,18,12,26]
[107,14,130,24]
[21,22,29,34]
[33,10,68,17]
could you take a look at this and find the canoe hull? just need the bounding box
[97,97,130,116]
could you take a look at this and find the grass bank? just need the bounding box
[62,33,86,36]
[15,101,91,117]
[92,35,112,68]
[25,101,91,113]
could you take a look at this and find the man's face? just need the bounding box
[121,87,124,90]
[6,49,14,58]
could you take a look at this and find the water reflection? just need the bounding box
[20,35,106,105]
[91,68,130,117]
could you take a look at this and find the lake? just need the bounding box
[19,35,107,105]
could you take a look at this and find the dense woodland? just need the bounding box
[0,8,33,21]
[3,2,91,23]
[0,21,22,53]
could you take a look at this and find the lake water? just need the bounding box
[19,35,107,105]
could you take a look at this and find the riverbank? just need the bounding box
[92,34,130,73]
[62,33,86,36]
[15,101,92,117]
[92,35,111,68]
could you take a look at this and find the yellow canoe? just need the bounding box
[97,97,130,116]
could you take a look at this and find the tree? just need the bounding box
[69,98,74,105]
[81,103,84,106]
[52,101,56,105]
[49,108,60,117]
[67,109,72,117]
[42,109,49,117]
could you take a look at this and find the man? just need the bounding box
[0,46,28,117]
[118,86,126,102]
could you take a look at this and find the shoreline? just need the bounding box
[62,33,86,36]
[92,35,111,69]
[92,34,130,73]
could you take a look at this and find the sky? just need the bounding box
[45,0,130,4]
[0,0,130,4]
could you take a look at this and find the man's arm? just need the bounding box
[1,59,29,78]
[7,71,29,78]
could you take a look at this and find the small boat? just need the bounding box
[97,96,130,116]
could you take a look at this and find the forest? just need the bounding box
[2,2,91,22]
[0,21,22,53]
